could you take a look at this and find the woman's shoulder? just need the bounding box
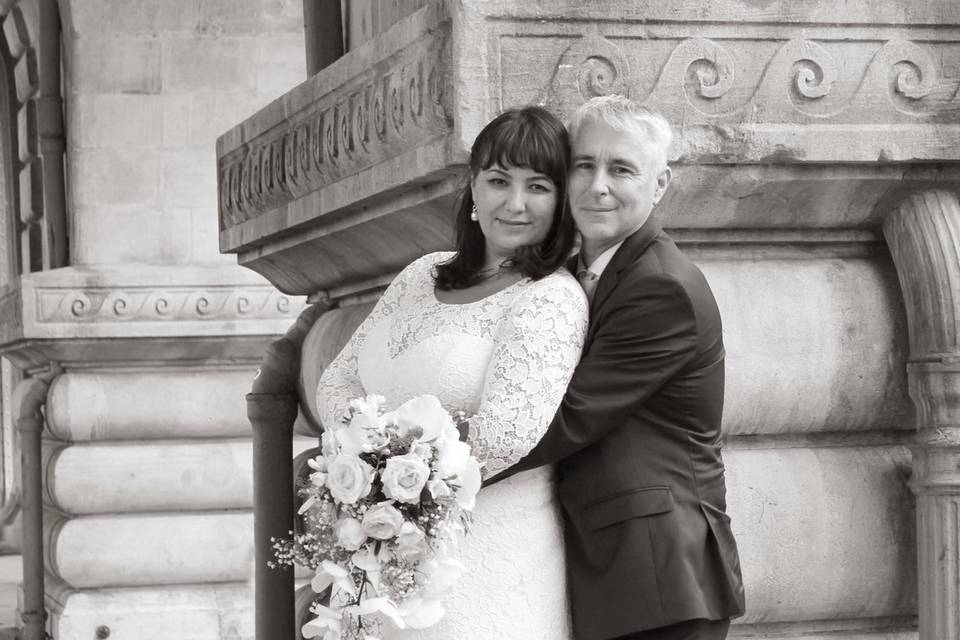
[395,251,455,283]
[517,267,588,310]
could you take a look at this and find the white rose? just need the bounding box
[333,517,366,550]
[389,395,453,442]
[361,501,405,540]
[395,521,428,559]
[381,453,431,504]
[326,454,374,504]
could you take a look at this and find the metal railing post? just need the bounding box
[248,303,328,640]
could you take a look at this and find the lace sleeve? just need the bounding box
[315,255,432,429]
[467,276,588,479]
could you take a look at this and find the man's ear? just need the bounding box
[652,166,672,204]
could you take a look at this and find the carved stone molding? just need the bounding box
[883,190,960,640]
[479,16,960,163]
[539,35,952,124]
[0,265,306,370]
[34,286,295,325]
[217,3,453,248]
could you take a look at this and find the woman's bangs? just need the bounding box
[479,122,565,183]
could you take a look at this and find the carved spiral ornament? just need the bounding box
[888,41,937,100]
[110,293,135,318]
[153,296,172,317]
[68,292,92,318]
[194,296,212,316]
[894,61,927,99]
[785,41,838,101]
[793,60,831,99]
[579,55,621,98]
[638,37,737,113]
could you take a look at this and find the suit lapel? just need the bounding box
[589,217,663,315]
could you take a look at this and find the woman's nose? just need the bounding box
[504,186,526,212]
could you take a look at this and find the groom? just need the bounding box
[489,95,745,640]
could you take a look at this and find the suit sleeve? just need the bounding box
[486,272,698,483]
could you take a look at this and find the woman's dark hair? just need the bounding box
[434,106,576,290]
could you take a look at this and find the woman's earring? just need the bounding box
[470,203,479,221]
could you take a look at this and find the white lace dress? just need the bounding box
[316,251,588,640]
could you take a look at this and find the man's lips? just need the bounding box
[579,207,615,213]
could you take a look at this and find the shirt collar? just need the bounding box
[577,241,625,277]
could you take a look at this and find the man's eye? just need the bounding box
[613,166,635,176]
[574,162,594,170]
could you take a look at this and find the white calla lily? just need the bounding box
[311,560,357,598]
[397,597,445,629]
[300,602,342,638]
[349,596,406,629]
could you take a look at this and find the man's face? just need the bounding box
[568,119,671,257]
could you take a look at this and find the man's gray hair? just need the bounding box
[568,95,673,167]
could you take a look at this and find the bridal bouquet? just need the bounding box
[272,394,482,640]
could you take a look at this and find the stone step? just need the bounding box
[0,555,22,629]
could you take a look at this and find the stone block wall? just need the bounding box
[62,0,305,266]
[0,1,313,638]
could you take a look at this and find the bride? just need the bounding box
[316,106,588,639]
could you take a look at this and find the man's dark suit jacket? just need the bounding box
[488,218,746,640]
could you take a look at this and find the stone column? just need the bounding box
[883,190,960,640]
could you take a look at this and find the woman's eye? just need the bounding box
[529,183,553,193]
[487,177,508,186]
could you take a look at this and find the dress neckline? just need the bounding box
[431,277,527,307]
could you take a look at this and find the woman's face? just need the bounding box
[471,163,559,265]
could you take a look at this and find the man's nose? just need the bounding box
[589,169,609,196]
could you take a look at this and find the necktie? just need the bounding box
[576,269,599,303]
